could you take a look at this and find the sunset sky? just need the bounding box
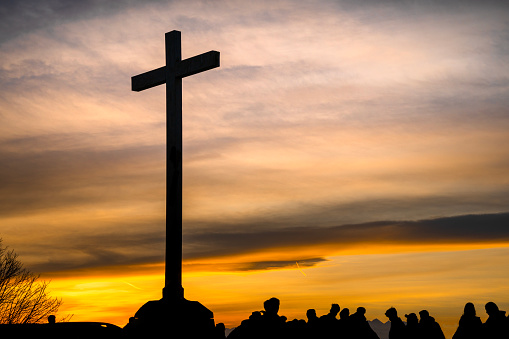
[1,0,509,336]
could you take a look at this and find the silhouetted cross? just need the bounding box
[132,31,219,301]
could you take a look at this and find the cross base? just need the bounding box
[123,297,215,338]
[162,286,184,301]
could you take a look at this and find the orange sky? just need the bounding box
[1,1,509,338]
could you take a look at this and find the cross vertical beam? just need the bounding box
[131,31,220,302]
[165,31,183,301]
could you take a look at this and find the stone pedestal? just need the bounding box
[124,297,215,338]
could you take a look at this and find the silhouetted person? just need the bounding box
[214,322,226,339]
[452,302,482,339]
[47,315,56,324]
[228,311,264,339]
[261,297,283,338]
[351,307,380,339]
[322,303,340,321]
[418,310,445,339]
[319,303,340,337]
[227,319,249,339]
[122,317,140,338]
[484,301,508,338]
[228,311,263,339]
[306,308,319,323]
[339,307,350,320]
[385,307,405,339]
[339,307,353,338]
[250,311,266,339]
[405,313,420,339]
[262,297,280,321]
[306,308,320,334]
[230,297,284,339]
[286,318,307,339]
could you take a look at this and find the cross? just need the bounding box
[132,30,219,301]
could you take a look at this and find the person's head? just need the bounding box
[250,311,262,321]
[385,307,397,319]
[405,313,418,325]
[264,297,280,315]
[485,302,499,316]
[47,315,56,324]
[306,309,317,320]
[340,308,350,319]
[330,303,340,315]
[356,307,366,315]
[216,323,226,332]
[419,310,430,320]
[464,302,476,317]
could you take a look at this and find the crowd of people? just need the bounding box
[222,298,509,339]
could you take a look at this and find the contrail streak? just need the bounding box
[122,281,143,290]
[296,262,307,277]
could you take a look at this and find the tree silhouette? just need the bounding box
[0,239,62,324]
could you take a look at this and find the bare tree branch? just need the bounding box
[0,239,63,324]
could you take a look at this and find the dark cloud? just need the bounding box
[24,212,509,274]
[335,0,509,12]
[238,258,327,271]
[184,191,509,237]
[184,212,509,259]
[22,219,166,274]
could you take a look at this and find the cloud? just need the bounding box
[0,141,165,217]
[183,213,509,260]
[18,212,509,275]
[238,258,326,271]
[185,258,328,273]
[14,218,166,275]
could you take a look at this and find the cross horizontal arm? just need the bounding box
[132,66,166,92]
[175,51,220,78]
[131,51,220,92]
